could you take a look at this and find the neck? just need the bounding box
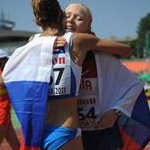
[42,25,64,36]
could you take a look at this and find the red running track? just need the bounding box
[1,128,150,150]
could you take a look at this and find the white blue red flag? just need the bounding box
[2,36,56,150]
[119,89,150,150]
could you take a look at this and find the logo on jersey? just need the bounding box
[53,47,65,54]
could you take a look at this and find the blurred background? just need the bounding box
[0,0,150,149]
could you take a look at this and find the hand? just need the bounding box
[95,110,119,130]
[54,37,67,48]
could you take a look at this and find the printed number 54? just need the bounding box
[78,107,96,121]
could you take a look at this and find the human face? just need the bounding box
[65,5,91,33]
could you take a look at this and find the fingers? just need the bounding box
[54,37,67,48]
[54,43,66,48]
[95,111,119,130]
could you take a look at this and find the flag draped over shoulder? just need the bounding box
[2,36,56,150]
[118,89,150,150]
[94,53,150,150]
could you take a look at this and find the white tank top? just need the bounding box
[49,32,82,100]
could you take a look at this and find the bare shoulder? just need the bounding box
[73,33,97,42]
[70,33,99,65]
[73,33,99,48]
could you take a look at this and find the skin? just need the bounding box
[65,4,92,33]
[31,0,133,149]
[0,57,20,150]
[57,3,133,150]
[65,4,118,128]
[64,3,132,58]
[63,3,132,129]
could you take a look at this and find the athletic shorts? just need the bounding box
[82,121,123,150]
[0,95,11,126]
[42,125,77,150]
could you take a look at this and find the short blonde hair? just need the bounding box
[65,3,93,31]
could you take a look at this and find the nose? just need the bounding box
[66,15,75,23]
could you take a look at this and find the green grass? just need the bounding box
[11,109,21,128]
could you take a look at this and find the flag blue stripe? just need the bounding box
[131,89,150,128]
[5,81,50,147]
[119,114,150,147]
[119,89,150,148]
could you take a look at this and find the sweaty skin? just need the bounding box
[55,3,133,150]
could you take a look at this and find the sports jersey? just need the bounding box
[78,52,99,130]
[2,33,57,149]
[49,32,82,100]
[78,52,144,131]
[2,32,82,149]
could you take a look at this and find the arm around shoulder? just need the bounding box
[96,40,133,58]
[73,33,133,58]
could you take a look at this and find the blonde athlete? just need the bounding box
[56,3,143,150]
[30,0,134,149]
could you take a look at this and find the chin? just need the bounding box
[66,28,75,32]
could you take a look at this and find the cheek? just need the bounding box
[76,23,89,32]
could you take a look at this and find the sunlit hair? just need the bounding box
[65,3,93,32]
[31,0,63,29]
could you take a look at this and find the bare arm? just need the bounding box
[55,35,132,60]
[53,33,132,65]
[72,33,99,65]
[76,33,133,58]
[88,31,133,58]
[95,110,120,129]
[72,33,132,65]
[95,40,133,58]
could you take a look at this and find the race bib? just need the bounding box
[50,47,71,96]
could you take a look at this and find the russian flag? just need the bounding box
[2,36,56,150]
[118,89,150,150]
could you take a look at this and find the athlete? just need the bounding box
[0,49,20,150]
[31,0,135,150]
[54,3,145,150]
[2,0,134,150]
